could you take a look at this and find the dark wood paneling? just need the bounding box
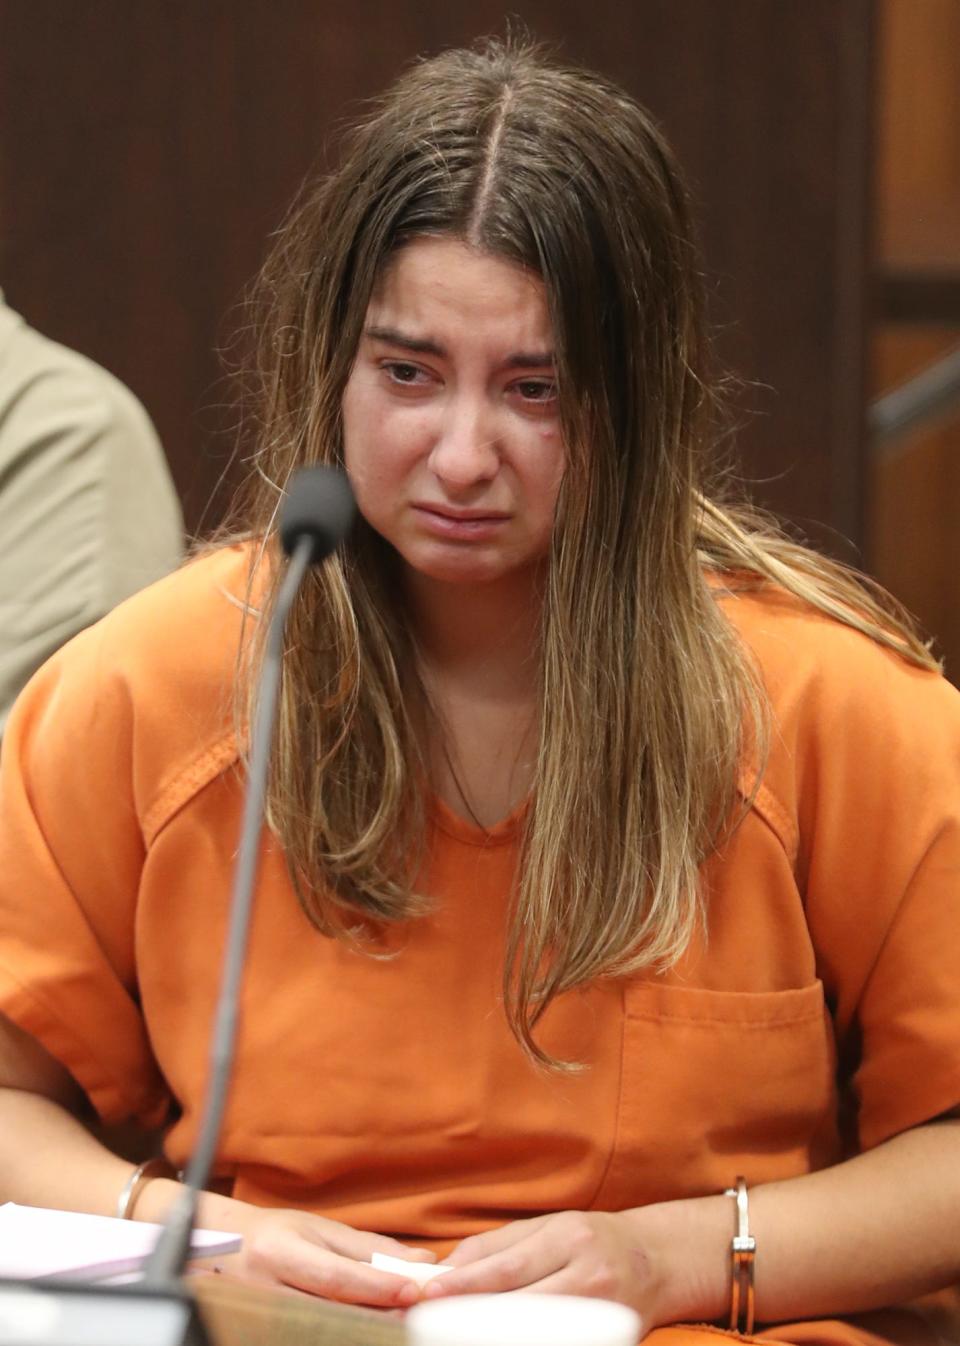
[870,0,960,672]
[882,273,960,324]
[0,0,873,549]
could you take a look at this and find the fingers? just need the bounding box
[290,1259,421,1308]
[421,1230,558,1299]
[444,1216,547,1266]
[295,1215,436,1264]
[422,1213,633,1306]
[241,1224,422,1307]
[255,1241,422,1308]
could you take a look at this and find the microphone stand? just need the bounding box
[0,468,353,1346]
[144,532,315,1285]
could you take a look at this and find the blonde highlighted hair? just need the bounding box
[225,37,936,1067]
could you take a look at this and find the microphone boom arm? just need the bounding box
[145,534,315,1283]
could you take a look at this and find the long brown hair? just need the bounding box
[227,37,936,1066]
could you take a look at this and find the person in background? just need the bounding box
[0,292,183,735]
[0,37,958,1346]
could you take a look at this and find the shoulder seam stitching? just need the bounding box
[142,731,239,846]
[737,768,798,863]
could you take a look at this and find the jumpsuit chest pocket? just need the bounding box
[591,978,839,1209]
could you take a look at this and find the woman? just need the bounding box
[0,38,958,1346]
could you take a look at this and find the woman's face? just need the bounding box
[341,237,565,588]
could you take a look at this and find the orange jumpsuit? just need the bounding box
[0,545,958,1346]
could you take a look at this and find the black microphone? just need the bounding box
[279,464,355,565]
[0,466,355,1346]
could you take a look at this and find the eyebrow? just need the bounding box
[363,325,554,369]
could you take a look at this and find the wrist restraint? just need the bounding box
[116,1157,179,1220]
[724,1176,756,1334]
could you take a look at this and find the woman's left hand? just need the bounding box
[419,1211,664,1325]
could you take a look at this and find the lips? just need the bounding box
[412,504,510,522]
[411,504,511,540]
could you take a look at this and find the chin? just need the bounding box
[400,544,517,587]
[413,559,507,586]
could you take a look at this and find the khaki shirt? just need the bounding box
[0,295,183,733]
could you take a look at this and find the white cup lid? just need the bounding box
[405,1293,640,1346]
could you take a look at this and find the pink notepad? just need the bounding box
[0,1203,241,1282]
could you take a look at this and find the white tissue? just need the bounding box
[371,1251,454,1284]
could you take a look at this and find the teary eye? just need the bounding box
[383,361,423,384]
[514,379,557,403]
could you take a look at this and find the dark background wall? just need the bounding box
[0,0,872,550]
[871,0,960,673]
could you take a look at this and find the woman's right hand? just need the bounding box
[208,1205,437,1307]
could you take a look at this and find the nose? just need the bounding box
[427,396,500,491]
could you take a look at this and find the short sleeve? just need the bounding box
[795,635,960,1150]
[850,814,960,1146]
[0,624,170,1126]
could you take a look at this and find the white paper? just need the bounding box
[371,1252,453,1285]
[0,1203,241,1282]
